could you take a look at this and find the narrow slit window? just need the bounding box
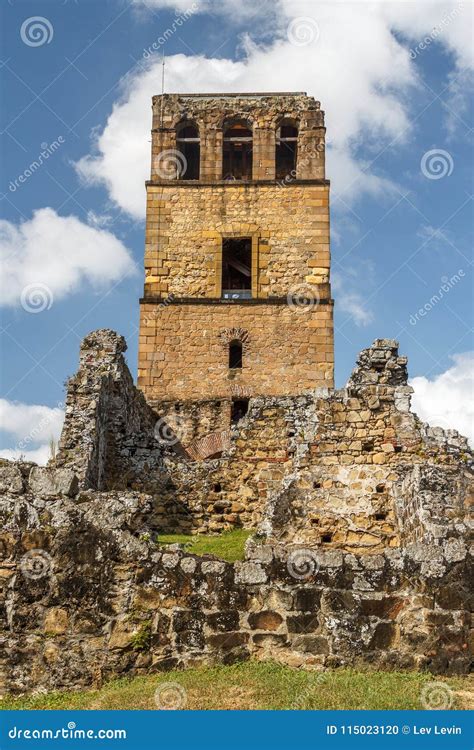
[223,122,253,180]
[276,122,298,179]
[229,340,243,369]
[222,237,252,299]
[176,122,200,180]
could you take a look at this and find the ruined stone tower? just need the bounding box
[138,93,334,433]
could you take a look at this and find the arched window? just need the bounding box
[176,121,200,179]
[276,120,298,179]
[229,339,243,369]
[223,121,253,180]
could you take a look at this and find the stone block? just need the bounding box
[29,467,78,498]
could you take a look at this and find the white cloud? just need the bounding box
[332,270,374,326]
[410,352,474,444]
[0,399,65,466]
[0,208,136,309]
[77,0,473,220]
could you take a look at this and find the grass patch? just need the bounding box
[157,528,253,563]
[2,662,472,711]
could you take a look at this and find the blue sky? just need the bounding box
[1,0,473,461]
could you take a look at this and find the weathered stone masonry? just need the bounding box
[1,331,472,692]
[139,93,334,412]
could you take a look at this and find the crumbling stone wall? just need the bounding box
[1,332,472,694]
[55,329,165,491]
[0,478,471,695]
[53,332,472,551]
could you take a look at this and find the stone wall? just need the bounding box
[1,331,472,694]
[55,329,166,491]
[0,481,470,695]
[53,331,472,550]
[139,299,334,401]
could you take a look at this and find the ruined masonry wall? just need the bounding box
[0,485,471,695]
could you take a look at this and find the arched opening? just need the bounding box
[276,121,298,179]
[229,339,243,369]
[176,121,200,179]
[223,121,253,180]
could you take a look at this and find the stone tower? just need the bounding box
[138,93,334,433]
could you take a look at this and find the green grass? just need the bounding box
[157,528,253,563]
[2,662,471,711]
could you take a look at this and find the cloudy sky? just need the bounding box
[1,0,473,463]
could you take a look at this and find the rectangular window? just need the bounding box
[221,238,252,299]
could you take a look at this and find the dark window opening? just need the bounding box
[321,533,332,543]
[394,444,402,453]
[213,482,222,493]
[229,340,243,369]
[222,237,252,299]
[174,403,181,412]
[374,512,387,521]
[176,123,200,180]
[311,518,320,525]
[375,483,385,494]
[223,122,253,180]
[362,441,374,452]
[231,399,249,424]
[313,481,322,489]
[276,123,298,179]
